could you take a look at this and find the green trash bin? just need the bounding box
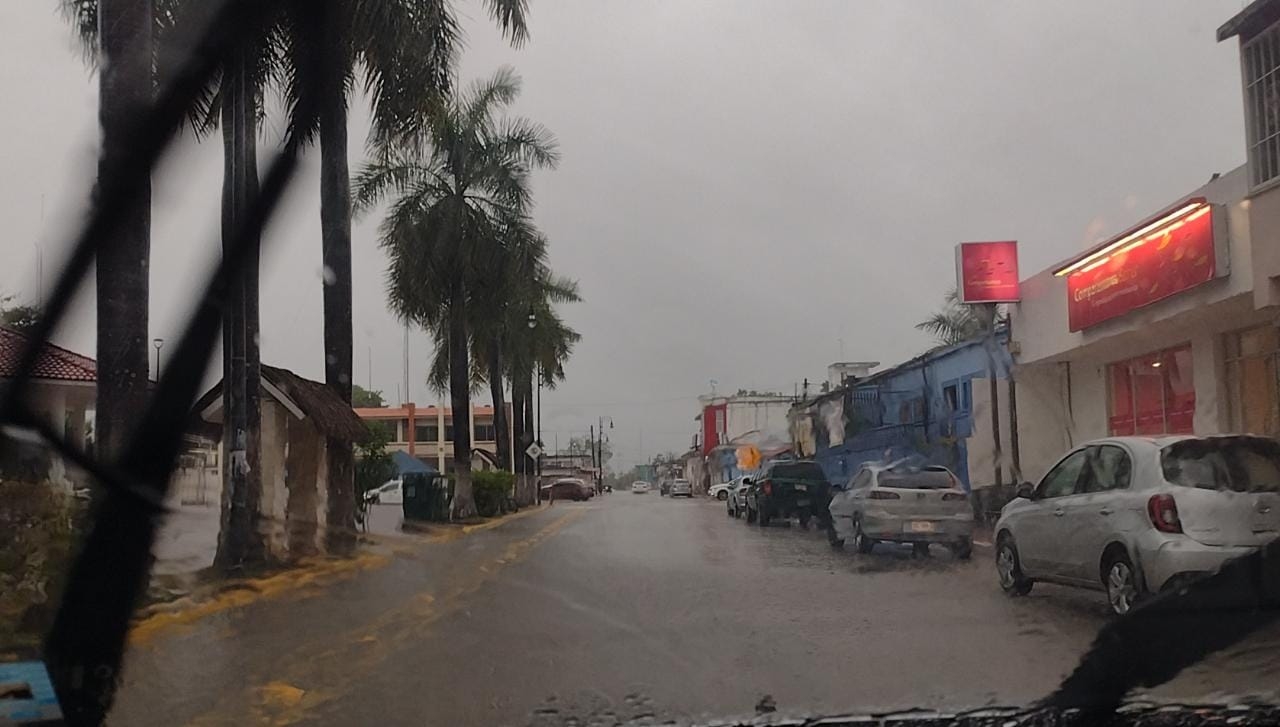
[402,472,453,522]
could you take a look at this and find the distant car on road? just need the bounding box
[995,435,1280,616]
[365,478,403,505]
[668,478,694,498]
[829,463,972,559]
[726,476,754,518]
[543,478,592,502]
[745,459,832,528]
[631,480,651,494]
[708,481,735,500]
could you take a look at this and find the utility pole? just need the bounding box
[589,424,597,486]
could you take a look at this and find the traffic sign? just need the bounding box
[525,442,543,459]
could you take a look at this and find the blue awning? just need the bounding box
[392,450,436,475]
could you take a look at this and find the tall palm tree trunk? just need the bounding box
[449,292,476,518]
[487,341,510,471]
[215,32,265,569]
[525,368,537,502]
[511,372,528,503]
[319,21,356,551]
[93,0,151,467]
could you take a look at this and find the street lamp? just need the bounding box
[152,338,164,380]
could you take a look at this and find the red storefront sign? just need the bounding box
[955,241,1020,303]
[1063,202,1217,332]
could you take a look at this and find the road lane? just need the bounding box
[110,492,1280,726]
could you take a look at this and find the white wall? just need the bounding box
[725,397,794,444]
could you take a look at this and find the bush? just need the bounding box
[473,470,515,518]
[0,480,86,647]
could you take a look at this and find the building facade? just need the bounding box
[790,341,1012,491]
[354,402,513,474]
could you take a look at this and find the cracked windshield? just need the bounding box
[8,1,1280,726]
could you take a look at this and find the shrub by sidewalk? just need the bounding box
[0,479,87,648]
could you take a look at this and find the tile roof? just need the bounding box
[0,326,97,382]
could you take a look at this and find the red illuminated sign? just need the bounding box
[1065,204,1217,332]
[955,241,1020,303]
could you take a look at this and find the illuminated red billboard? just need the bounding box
[1059,201,1217,332]
[955,241,1020,303]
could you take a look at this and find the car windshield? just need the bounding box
[770,463,826,480]
[878,471,955,489]
[6,2,1280,726]
[1162,438,1280,493]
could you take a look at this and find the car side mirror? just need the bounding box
[1015,482,1035,499]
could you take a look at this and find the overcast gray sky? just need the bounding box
[0,1,1251,468]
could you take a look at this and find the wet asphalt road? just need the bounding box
[110,492,1280,725]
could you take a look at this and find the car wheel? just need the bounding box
[827,520,844,549]
[996,534,1034,596]
[853,517,875,554]
[912,542,930,558]
[951,538,973,561]
[758,506,771,526]
[797,512,811,530]
[726,503,735,517]
[717,491,728,501]
[1103,549,1144,616]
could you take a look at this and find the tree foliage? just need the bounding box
[351,384,386,408]
[915,288,1003,346]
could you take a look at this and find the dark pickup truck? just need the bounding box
[745,459,833,529]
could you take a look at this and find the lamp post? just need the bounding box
[152,337,164,381]
[528,309,542,501]
[596,416,613,493]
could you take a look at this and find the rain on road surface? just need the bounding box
[110,492,1280,725]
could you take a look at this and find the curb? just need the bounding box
[130,505,549,645]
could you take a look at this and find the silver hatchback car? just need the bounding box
[995,435,1280,615]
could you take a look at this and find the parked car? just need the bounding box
[659,480,671,496]
[543,477,593,502]
[828,463,972,558]
[708,481,735,500]
[726,476,754,518]
[631,480,651,494]
[994,435,1280,616]
[669,478,694,497]
[745,459,833,528]
[364,478,403,505]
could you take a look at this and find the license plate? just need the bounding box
[909,521,936,533]
[793,483,808,491]
[796,498,810,507]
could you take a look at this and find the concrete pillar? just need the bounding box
[406,402,416,456]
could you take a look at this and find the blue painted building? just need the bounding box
[790,332,1011,491]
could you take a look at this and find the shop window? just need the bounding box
[1243,23,1280,188]
[943,384,959,412]
[1225,325,1280,437]
[1107,345,1194,436]
[415,424,438,442]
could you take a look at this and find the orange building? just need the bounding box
[353,402,513,473]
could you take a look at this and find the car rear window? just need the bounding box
[771,463,826,481]
[878,471,955,489]
[1161,438,1280,493]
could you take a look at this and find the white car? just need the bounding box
[995,435,1280,616]
[708,481,735,501]
[668,479,694,498]
[366,478,403,505]
[829,463,972,558]
[631,480,651,494]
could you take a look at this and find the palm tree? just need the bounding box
[915,287,1002,346]
[469,223,581,473]
[275,0,529,543]
[352,68,559,518]
[60,0,153,474]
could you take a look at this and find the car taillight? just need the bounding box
[869,490,900,500]
[941,492,967,501]
[1147,493,1182,533]
[761,479,772,496]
